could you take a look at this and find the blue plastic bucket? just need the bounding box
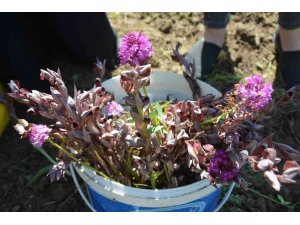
[73,164,223,212]
[86,184,222,212]
[71,71,227,212]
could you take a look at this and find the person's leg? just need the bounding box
[279,27,300,51]
[0,13,50,92]
[277,12,300,89]
[203,12,228,47]
[45,13,119,70]
[204,27,227,48]
[201,13,229,79]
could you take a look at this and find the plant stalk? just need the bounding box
[47,139,110,179]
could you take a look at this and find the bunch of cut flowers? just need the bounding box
[8,31,300,191]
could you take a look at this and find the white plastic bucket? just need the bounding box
[103,71,221,103]
[74,164,222,211]
[73,71,225,212]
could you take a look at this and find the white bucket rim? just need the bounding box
[74,164,221,208]
[102,71,222,103]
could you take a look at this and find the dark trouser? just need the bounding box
[204,12,300,29]
[0,13,118,91]
[203,12,230,28]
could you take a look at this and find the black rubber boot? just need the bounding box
[279,51,300,89]
[200,42,221,81]
[275,32,300,89]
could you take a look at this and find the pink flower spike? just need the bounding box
[208,149,239,182]
[28,124,51,148]
[236,75,273,110]
[106,101,124,117]
[119,32,153,67]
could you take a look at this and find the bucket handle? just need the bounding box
[70,164,234,212]
[213,181,235,212]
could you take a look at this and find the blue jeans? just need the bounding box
[204,12,300,30]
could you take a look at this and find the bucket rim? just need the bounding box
[74,164,222,208]
[102,71,222,102]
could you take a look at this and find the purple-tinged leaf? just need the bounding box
[176,130,189,140]
[82,126,91,143]
[14,119,29,136]
[276,86,297,106]
[123,96,136,107]
[14,124,26,136]
[264,170,281,191]
[277,175,297,184]
[47,161,69,183]
[225,132,240,144]
[185,140,198,163]
[257,159,274,171]
[201,107,217,115]
[235,150,248,169]
[283,160,299,171]
[237,176,249,190]
[206,133,221,144]
[124,135,145,147]
[282,167,300,180]
[274,142,300,161]
[202,144,215,153]
[166,131,175,146]
[93,59,106,79]
[7,80,21,93]
[261,148,277,162]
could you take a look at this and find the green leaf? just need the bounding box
[149,111,161,133]
[224,112,229,119]
[123,155,139,180]
[163,165,171,183]
[35,147,56,165]
[216,115,224,124]
[277,195,285,204]
[150,170,164,188]
[147,125,164,135]
[9,165,30,174]
[277,195,291,205]
[149,111,159,123]
[26,165,53,187]
[155,102,163,118]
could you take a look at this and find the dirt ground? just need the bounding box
[0,12,299,212]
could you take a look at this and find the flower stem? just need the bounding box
[248,187,293,210]
[156,133,162,145]
[35,147,57,165]
[142,86,148,97]
[201,105,238,126]
[134,92,148,137]
[158,117,169,133]
[47,139,110,179]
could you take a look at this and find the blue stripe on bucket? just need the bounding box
[86,185,222,212]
